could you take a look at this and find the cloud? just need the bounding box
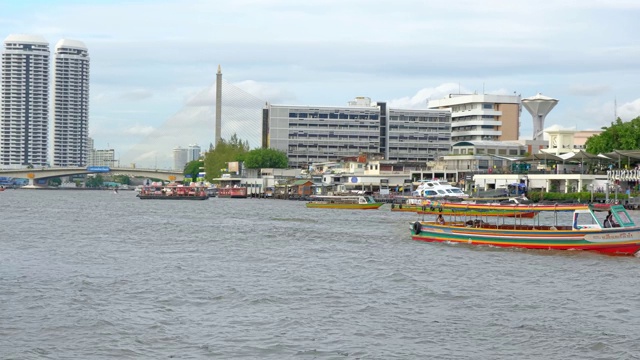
[119,89,153,101]
[123,125,156,136]
[568,84,611,96]
[618,98,640,120]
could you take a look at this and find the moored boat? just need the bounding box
[137,183,209,200]
[390,197,425,212]
[410,203,640,256]
[306,195,384,210]
[217,186,248,198]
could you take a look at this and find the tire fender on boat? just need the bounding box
[413,221,422,234]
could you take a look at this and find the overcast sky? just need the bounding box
[2,0,639,168]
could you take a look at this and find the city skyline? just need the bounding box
[1,0,639,168]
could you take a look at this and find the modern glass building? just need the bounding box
[0,34,50,167]
[52,39,90,167]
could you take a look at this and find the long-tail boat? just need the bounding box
[410,203,640,256]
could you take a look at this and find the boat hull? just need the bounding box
[306,203,384,210]
[137,195,209,200]
[410,222,640,256]
[217,187,248,198]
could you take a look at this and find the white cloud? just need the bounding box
[2,0,640,167]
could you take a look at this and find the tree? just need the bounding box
[183,160,204,182]
[203,133,250,181]
[585,116,640,154]
[112,174,131,185]
[243,148,289,169]
[86,174,104,188]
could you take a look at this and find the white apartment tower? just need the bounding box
[0,34,50,167]
[52,39,90,166]
[428,94,521,142]
[173,146,188,171]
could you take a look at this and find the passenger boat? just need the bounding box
[217,186,248,198]
[137,182,209,200]
[306,195,384,210]
[410,203,640,256]
[412,179,469,199]
[390,197,425,212]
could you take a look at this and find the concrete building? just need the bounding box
[173,146,188,171]
[52,39,90,167]
[428,93,521,142]
[265,97,451,168]
[187,144,201,162]
[0,34,50,167]
[387,108,451,162]
[88,148,115,167]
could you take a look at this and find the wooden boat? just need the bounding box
[306,195,384,210]
[217,186,247,198]
[137,183,209,200]
[415,197,586,218]
[410,203,640,256]
[390,197,425,212]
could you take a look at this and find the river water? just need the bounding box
[1,190,640,360]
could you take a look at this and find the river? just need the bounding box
[1,190,639,359]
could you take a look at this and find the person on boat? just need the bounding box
[436,214,445,225]
[604,211,618,228]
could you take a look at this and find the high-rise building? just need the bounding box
[187,144,201,162]
[428,94,521,142]
[0,34,50,167]
[52,39,90,166]
[173,146,188,171]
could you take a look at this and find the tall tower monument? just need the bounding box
[215,65,222,147]
[522,93,558,141]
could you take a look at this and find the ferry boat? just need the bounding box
[410,203,640,256]
[306,195,384,210]
[413,180,469,199]
[137,182,209,200]
[217,186,248,198]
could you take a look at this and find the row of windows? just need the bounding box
[288,113,379,120]
[389,116,449,122]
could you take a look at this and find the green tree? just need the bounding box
[48,177,62,186]
[86,174,104,188]
[112,174,131,185]
[585,116,640,154]
[183,160,204,182]
[203,134,250,181]
[243,148,289,169]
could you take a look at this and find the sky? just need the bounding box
[1,0,640,168]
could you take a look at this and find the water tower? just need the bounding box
[522,93,558,141]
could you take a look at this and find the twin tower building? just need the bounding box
[0,34,89,168]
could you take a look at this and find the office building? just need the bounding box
[0,34,50,167]
[265,97,452,168]
[88,148,115,167]
[52,39,90,166]
[428,93,521,142]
